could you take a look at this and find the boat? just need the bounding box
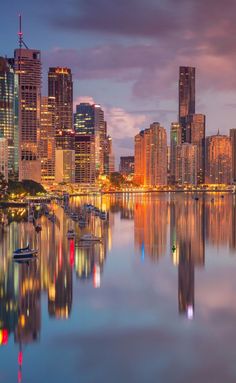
[79,233,101,242]
[67,229,75,239]
[100,211,107,220]
[13,245,38,260]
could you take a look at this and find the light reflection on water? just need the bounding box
[0,193,236,382]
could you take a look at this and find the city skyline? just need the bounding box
[1,0,236,160]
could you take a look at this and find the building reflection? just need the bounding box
[170,194,205,318]
[134,195,169,261]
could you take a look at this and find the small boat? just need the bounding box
[79,233,101,242]
[100,211,107,220]
[13,245,38,260]
[67,229,75,239]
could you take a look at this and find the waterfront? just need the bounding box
[1,193,236,382]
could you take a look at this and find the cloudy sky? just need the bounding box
[1,0,236,161]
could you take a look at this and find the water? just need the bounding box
[0,192,236,382]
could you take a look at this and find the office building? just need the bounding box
[176,143,198,185]
[0,57,18,178]
[186,114,205,184]
[40,96,55,183]
[134,123,167,187]
[48,67,73,150]
[230,129,236,182]
[0,138,8,182]
[14,47,41,182]
[74,103,106,176]
[74,134,95,184]
[205,133,232,184]
[179,66,195,142]
[170,122,182,183]
[119,156,134,175]
[104,135,115,175]
[55,149,75,183]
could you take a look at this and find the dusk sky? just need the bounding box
[1,0,236,160]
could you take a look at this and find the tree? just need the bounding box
[0,173,8,198]
[109,172,125,187]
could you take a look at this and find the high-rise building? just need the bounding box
[14,47,41,182]
[176,143,198,185]
[40,96,55,183]
[134,123,167,187]
[0,138,8,182]
[104,135,115,175]
[170,122,182,184]
[230,129,236,182]
[0,57,18,178]
[74,134,95,184]
[186,114,205,184]
[74,103,106,176]
[205,133,232,184]
[55,149,75,183]
[48,67,73,150]
[134,131,145,185]
[119,156,134,175]
[179,66,195,142]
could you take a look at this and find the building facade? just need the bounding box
[205,133,232,184]
[176,143,198,185]
[0,138,8,182]
[119,156,134,175]
[14,48,41,182]
[55,149,75,184]
[179,66,195,143]
[0,57,18,178]
[170,122,182,184]
[186,114,205,184]
[40,96,55,183]
[134,123,167,187]
[230,129,236,182]
[48,67,73,150]
[74,134,96,184]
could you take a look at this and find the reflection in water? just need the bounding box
[1,194,236,381]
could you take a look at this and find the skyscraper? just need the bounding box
[186,114,206,184]
[40,96,55,183]
[14,47,41,182]
[0,138,8,182]
[74,134,96,184]
[74,103,106,176]
[0,57,18,178]
[134,131,145,185]
[170,122,182,183]
[230,129,236,182]
[48,67,73,150]
[104,135,115,175]
[205,133,232,184]
[134,123,167,187]
[179,66,195,142]
[176,143,198,185]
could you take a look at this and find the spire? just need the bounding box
[18,14,29,49]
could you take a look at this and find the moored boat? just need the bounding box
[67,229,76,239]
[79,233,101,242]
[13,245,38,260]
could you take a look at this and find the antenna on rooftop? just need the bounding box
[18,14,29,49]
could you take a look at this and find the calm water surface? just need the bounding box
[0,193,236,382]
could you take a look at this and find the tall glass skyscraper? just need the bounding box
[48,67,73,150]
[0,57,18,178]
[179,66,195,143]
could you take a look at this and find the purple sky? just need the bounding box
[1,0,236,162]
